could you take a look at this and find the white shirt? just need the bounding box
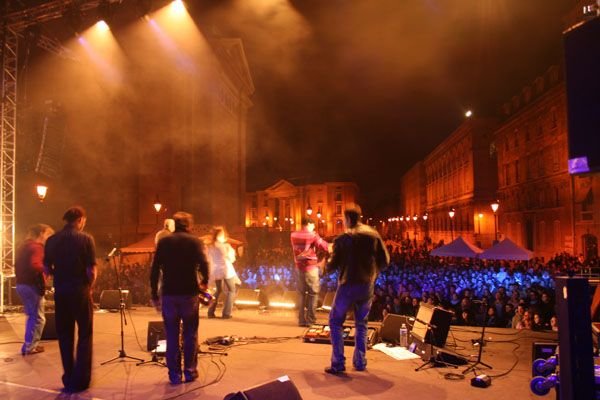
[208,241,236,280]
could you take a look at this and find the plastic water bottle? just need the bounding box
[399,323,408,348]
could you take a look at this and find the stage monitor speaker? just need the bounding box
[224,375,303,400]
[410,304,452,347]
[99,289,132,310]
[147,321,165,351]
[380,314,413,344]
[555,276,595,400]
[41,312,57,340]
[564,17,600,175]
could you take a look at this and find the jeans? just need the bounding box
[54,287,94,391]
[16,284,46,353]
[162,295,200,380]
[297,268,320,325]
[208,278,236,318]
[329,283,373,370]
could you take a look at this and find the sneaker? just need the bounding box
[168,373,182,385]
[353,365,367,372]
[324,366,346,375]
[22,345,45,355]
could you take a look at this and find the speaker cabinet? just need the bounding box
[224,376,303,400]
[380,314,413,344]
[555,277,595,400]
[41,312,57,340]
[147,321,165,351]
[99,289,132,310]
[564,17,600,175]
[410,304,452,347]
[234,288,261,308]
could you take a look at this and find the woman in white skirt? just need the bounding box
[207,226,237,319]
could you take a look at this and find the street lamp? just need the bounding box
[491,200,500,243]
[153,195,162,224]
[422,213,429,242]
[477,213,483,235]
[36,184,48,202]
[448,208,455,241]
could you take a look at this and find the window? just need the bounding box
[538,221,546,247]
[553,220,561,248]
[335,204,342,216]
[335,188,342,202]
[515,160,520,183]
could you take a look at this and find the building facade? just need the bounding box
[245,179,359,236]
[496,65,600,260]
[397,162,427,240]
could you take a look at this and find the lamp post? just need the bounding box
[477,213,483,236]
[491,200,500,243]
[36,184,48,202]
[448,208,455,241]
[153,195,162,224]
[422,213,428,242]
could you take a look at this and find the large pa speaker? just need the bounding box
[410,304,452,347]
[564,17,600,175]
[147,321,165,351]
[41,312,57,340]
[555,277,595,400]
[224,376,303,400]
[99,289,132,310]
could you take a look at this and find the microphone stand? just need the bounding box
[462,311,493,374]
[101,250,145,365]
[414,318,454,371]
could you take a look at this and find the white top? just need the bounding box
[208,241,237,280]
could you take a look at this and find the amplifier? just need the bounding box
[302,324,378,347]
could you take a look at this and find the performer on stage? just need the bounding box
[207,226,238,319]
[325,205,389,374]
[150,211,209,384]
[15,224,54,355]
[44,206,97,392]
[291,217,330,327]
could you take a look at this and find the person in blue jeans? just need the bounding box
[325,205,389,374]
[15,224,54,355]
[150,211,209,384]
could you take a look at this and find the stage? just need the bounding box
[0,306,557,400]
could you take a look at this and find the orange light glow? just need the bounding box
[96,20,110,33]
[170,0,187,16]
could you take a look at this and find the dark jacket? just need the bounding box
[150,229,209,300]
[44,226,96,293]
[326,223,389,285]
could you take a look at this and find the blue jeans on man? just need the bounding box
[16,284,46,354]
[208,278,236,318]
[162,295,200,383]
[297,268,320,326]
[329,283,373,371]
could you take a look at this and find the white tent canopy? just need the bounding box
[479,238,534,261]
[430,236,483,258]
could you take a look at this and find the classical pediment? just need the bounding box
[265,179,298,197]
[210,38,255,97]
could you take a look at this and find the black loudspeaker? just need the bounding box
[99,289,132,310]
[564,17,600,175]
[410,304,452,347]
[147,321,165,351]
[380,314,412,344]
[555,277,595,400]
[224,376,303,400]
[41,312,57,340]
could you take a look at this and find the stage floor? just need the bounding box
[0,306,557,400]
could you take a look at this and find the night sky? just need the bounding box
[198,0,571,214]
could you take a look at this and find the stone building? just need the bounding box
[245,179,359,236]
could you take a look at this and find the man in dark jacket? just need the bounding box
[325,205,389,374]
[44,206,97,393]
[150,211,209,384]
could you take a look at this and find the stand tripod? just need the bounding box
[414,322,451,371]
[137,349,166,367]
[101,250,144,365]
[462,320,493,374]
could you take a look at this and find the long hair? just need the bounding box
[212,226,227,243]
[25,224,54,241]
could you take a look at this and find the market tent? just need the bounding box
[430,236,483,258]
[479,238,534,261]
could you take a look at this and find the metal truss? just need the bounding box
[0,27,18,312]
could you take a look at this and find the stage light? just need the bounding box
[36,184,48,202]
[171,0,186,15]
[465,110,473,118]
[96,20,110,32]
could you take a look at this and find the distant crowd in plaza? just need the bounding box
[90,235,600,333]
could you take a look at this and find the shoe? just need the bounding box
[169,373,182,385]
[324,366,346,375]
[22,345,45,355]
[353,365,367,372]
[222,315,232,319]
[184,370,199,382]
[207,314,216,319]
